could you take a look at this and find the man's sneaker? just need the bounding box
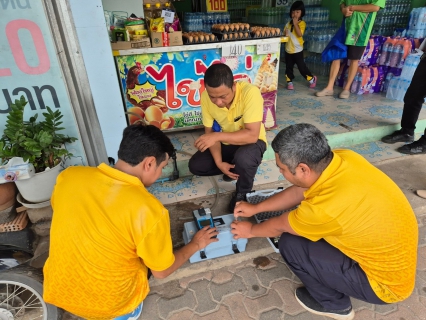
[287,82,294,90]
[222,174,233,182]
[381,130,414,144]
[295,287,354,320]
[309,76,317,88]
[228,192,246,213]
[397,138,426,154]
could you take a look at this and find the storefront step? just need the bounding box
[158,117,426,182]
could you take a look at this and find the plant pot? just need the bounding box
[0,183,16,211]
[15,162,62,203]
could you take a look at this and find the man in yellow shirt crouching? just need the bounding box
[231,123,418,320]
[188,63,267,212]
[43,124,218,320]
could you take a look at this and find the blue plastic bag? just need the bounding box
[322,18,347,63]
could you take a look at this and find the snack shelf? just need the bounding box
[112,36,287,56]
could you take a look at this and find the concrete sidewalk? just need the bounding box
[140,155,426,320]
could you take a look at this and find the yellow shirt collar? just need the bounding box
[97,163,144,187]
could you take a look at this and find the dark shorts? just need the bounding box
[347,45,366,60]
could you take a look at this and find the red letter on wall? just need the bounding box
[6,19,50,75]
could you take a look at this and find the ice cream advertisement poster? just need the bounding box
[115,46,280,131]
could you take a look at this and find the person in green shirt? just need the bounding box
[316,0,386,99]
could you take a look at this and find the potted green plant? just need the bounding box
[0,95,77,203]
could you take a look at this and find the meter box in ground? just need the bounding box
[183,213,248,263]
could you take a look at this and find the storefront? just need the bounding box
[0,0,108,166]
[3,0,425,163]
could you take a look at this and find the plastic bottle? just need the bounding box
[379,39,393,66]
[144,3,154,21]
[350,68,363,94]
[388,41,403,68]
[153,3,162,19]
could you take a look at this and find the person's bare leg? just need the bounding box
[343,59,359,91]
[316,59,341,97]
[326,59,342,90]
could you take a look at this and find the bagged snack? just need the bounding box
[150,17,165,32]
[166,17,180,33]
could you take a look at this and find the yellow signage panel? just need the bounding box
[206,0,228,12]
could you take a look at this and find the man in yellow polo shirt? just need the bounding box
[188,63,267,212]
[43,124,218,320]
[231,123,418,320]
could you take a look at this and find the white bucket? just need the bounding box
[15,163,62,203]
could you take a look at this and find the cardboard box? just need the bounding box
[150,31,183,47]
[168,31,183,46]
[111,38,151,50]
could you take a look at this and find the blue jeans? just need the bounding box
[114,302,143,320]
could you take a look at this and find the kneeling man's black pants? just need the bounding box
[188,140,266,194]
[279,233,386,310]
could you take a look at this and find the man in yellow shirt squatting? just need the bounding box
[189,63,267,212]
[231,123,418,320]
[43,124,219,320]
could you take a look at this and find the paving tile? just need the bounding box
[253,256,278,271]
[255,261,294,287]
[167,309,194,320]
[418,225,426,247]
[268,252,286,264]
[258,308,284,320]
[270,279,305,316]
[374,305,420,320]
[211,268,234,284]
[238,267,268,298]
[209,274,247,302]
[189,280,219,314]
[278,311,319,319]
[415,270,426,298]
[150,280,186,299]
[243,289,284,318]
[351,297,374,311]
[157,290,196,319]
[374,303,398,315]
[140,293,161,319]
[421,296,426,312]
[192,305,234,320]
[179,272,213,289]
[418,247,426,271]
[396,294,426,320]
[227,260,253,273]
[222,293,253,320]
[354,308,377,319]
[62,313,83,320]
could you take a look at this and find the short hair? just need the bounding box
[289,0,305,18]
[271,123,332,174]
[118,124,174,166]
[204,63,234,89]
